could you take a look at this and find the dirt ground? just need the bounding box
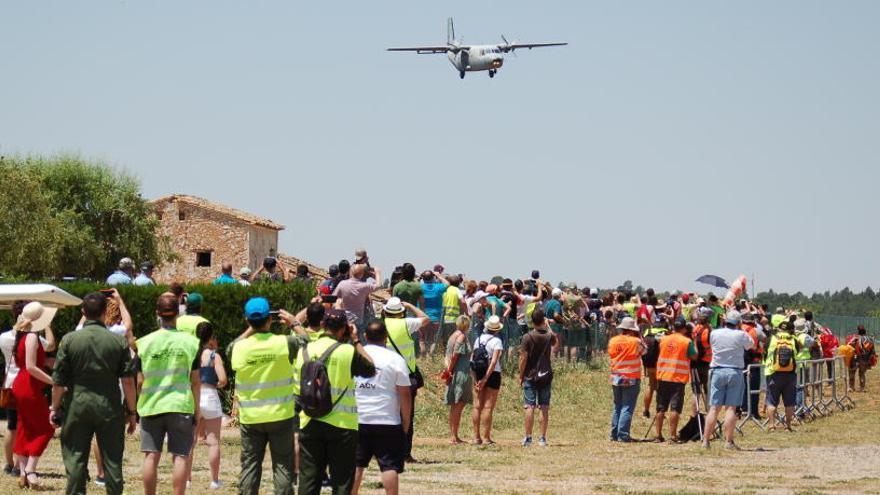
[1,362,877,494]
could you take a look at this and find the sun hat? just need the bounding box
[616,317,639,333]
[240,267,252,276]
[794,318,807,332]
[552,288,563,297]
[725,310,742,325]
[383,297,406,315]
[244,297,270,320]
[484,315,504,333]
[17,302,56,333]
[118,257,135,269]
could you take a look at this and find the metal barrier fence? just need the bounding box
[737,356,854,432]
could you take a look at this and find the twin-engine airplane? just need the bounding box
[388,18,567,79]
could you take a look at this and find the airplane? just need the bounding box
[388,18,567,79]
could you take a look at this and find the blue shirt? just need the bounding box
[213,274,237,285]
[484,296,507,319]
[420,282,449,322]
[133,273,154,286]
[106,271,132,286]
[544,299,562,321]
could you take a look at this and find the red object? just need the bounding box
[819,332,839,359]
[11,336,54,457]
[722,275,748,306]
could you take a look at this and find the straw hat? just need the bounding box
[484,315,504,333]
[616,317,639,333]
[383,297,406,315]
[17,302,56,333]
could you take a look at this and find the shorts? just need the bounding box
[645,367,658,390]
[5,408,17,430]
[485,371,502,390]
[523,380,551,409]
[709,368,745,407]
[355,424,405,473]
[765,372,797,408]
[199,387,223,420]
[655,381,686,413]
[140,413,196,457]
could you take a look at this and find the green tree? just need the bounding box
[0,154,161,279]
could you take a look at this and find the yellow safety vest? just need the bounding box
[385,317,416,372]
[231,333,296,425]
[176,314,209,338]
[442,286,462,323]
[136,328,199,417]
[295,336,358,431]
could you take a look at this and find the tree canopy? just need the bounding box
[0,154,161,280]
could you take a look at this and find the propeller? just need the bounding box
[501,35,518,56]
[448,39,469,54]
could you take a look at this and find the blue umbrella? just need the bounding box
[695,275,730,289]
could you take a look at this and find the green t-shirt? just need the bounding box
[392,280,423,306]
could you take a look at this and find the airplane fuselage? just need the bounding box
[448,45,504,72]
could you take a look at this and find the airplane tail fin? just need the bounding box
[447,17,455,45]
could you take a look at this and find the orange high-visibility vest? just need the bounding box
[656,333,692,384]
[609,335,643,380]
[741,324,763,363]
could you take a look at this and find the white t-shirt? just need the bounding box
[0,329,48,388]
[355,345,410,425]
[475,333,504,373]
[516,295,535,325]
[75,322,128,338]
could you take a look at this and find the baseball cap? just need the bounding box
[552,288,563,297]
[244,297,270,320]
[187,293,204,311]
[140,261,154,271]
[240,267,252,276]
[328,264,339,277]
[725,310,742,325]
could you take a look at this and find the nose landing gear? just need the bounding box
[459,71,465,79]
[488,70,496,78]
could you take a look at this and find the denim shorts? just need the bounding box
[523,380,551,409]
[709,368,745,407]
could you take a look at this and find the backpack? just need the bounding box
[470,336,491,379]
[773,337,796,373]
[694,326,711,362]
[855,336,875,359]
[298,342,347,418]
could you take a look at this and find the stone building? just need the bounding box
[149,194,285,283]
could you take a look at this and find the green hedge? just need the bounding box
[0,280,315,350]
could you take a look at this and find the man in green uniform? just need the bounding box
[229,297,309,495]
[51,292,138,495]
[297,310,376,495]
[137,294,201,495]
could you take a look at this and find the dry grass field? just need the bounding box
[1,357,877,494]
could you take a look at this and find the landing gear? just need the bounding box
[459,71,465,79]
[488,70,495,78]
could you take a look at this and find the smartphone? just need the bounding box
[321,295,338,304]
[269,310,281,321]
[99,289,115,296]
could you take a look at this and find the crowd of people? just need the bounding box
[0,251,875,495]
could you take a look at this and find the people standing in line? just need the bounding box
[137,294,201,495]
[381,298,429,463]
[213,263,237,285]
[297,310,376,495]
[847,325,876,391]
[471,315,505,445]
[652,317,697,443]
[352,321,412,495]
[763,321,800,431]
[419,270,450,354]
[133,261,156,286]
[230,298,308,495]
[106,257,136,285]
[442,315,472,444]
[518,309,558,447]
[9,302,57,489]
[50,292,138,495]
[176,293,209,338]
[0,301,35,477]
[702,310,754,450]
[608,317,646,442]
[185,322,227,490]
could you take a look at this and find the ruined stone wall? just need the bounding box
[152,199,274,283]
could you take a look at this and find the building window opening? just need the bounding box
[196,251,212,267]
[179,211,186,221]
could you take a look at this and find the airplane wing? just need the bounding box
[508,42,568,50]
[387,46,450,54]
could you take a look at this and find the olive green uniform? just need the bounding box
[52,321,135,495]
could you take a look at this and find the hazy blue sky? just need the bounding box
[2,1,878,294]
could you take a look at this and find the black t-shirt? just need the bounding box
[521,329,553,378]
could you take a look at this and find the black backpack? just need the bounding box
[298,342,347,418]
[470,336,491,379]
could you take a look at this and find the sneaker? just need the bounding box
[701,441,711,450]
[642,410,650,419]
[94,476,106,487]
[724,442,741,451]
[209,480,223,490]
[3,465,12,476]
[521,436,532,447]
[186,480,192,489]
[650,436,665,444]
[11,467,20,477]
[538,437,547,447]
